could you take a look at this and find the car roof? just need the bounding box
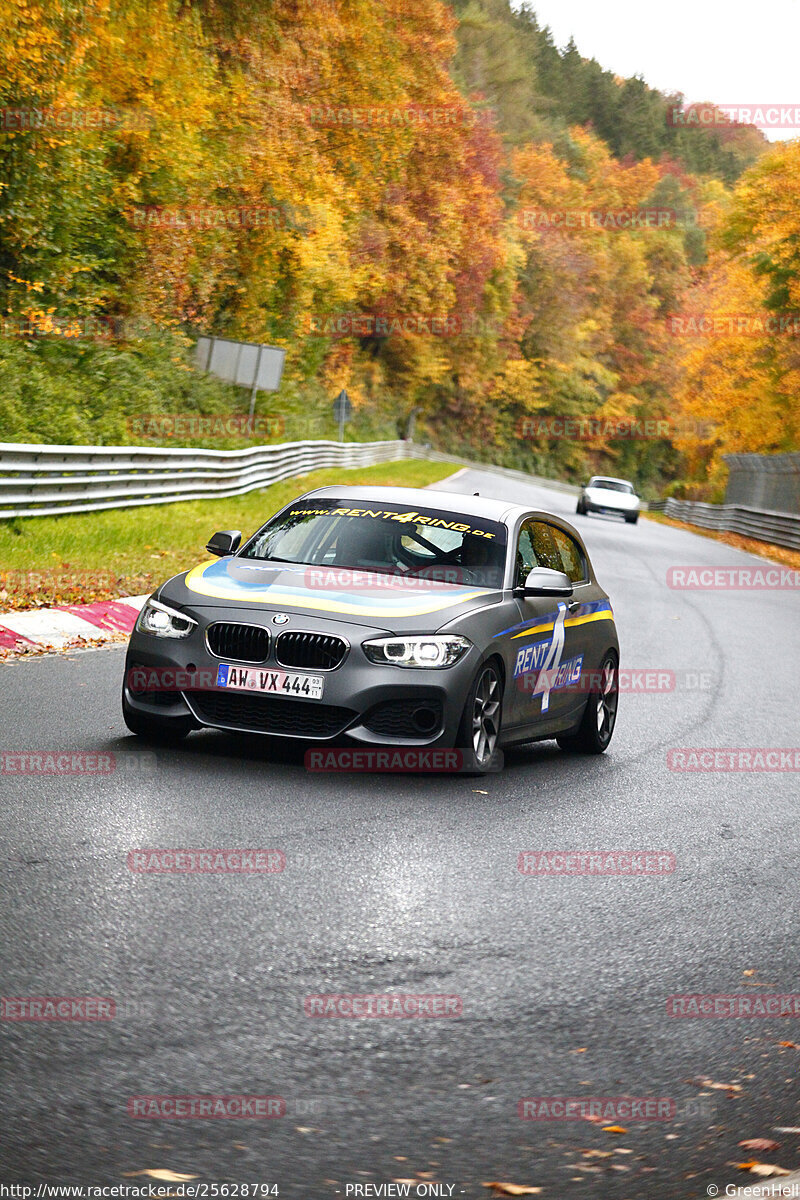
[589,475,635,486]
[305,484,536,526]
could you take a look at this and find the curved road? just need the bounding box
[1,468,798,1196]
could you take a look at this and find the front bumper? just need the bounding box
[583,496,640,517]
[123,610,478,746]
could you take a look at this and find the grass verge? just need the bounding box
[0,458,457,610]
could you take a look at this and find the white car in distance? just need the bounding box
[576,476,640,524]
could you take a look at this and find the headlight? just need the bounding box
[136,597,197,640]
[362,634,472,668]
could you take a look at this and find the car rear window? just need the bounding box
[241,499,508,588]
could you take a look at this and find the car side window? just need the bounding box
[515,520,566,585]
[515,520,537,587]
[548,525,587,583]
[531,521,565,573]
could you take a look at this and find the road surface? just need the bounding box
[1,468,798,1196]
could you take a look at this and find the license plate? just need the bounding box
[215,663,324,700]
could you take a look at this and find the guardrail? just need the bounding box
[647,497,800,551]
[0,439,409,519]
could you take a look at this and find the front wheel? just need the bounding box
[557,655,618,755]
[457,660,504,773]
[576,499,586,515]
[625,513,638,524]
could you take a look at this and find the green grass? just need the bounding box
[0,458,457,609]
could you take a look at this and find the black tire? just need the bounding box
[625,513,638,525]
[556,654,618,755]
[122,692,194,743]
[456,659,504,774]
[576,499,585,515]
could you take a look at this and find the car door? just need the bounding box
[545,521,596,720]
[505,518,580,729]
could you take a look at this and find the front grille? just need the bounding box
[207,622,269,663]
[363,698,444,739]
[275,631,348,671]
[187,691,355,738]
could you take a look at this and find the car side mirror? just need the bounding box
[517,566,573,598]
[206,529,242,557]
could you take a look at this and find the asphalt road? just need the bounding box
[1,468,799,1197]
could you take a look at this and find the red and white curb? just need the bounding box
[0,595,148,653]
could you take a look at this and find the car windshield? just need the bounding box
[240,499,508,588]
[590,479,634,493]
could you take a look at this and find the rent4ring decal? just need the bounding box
[288,505,497,538]
[512,604,583,712]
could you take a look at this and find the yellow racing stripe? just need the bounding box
[511,608,614,639]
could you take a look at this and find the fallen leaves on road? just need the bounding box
[122,1171,198,1182]
[482,1185,543,1196]
[602,1125,628,1134]
[736,1162,791,1177]
[581,1150,613,1158]
[693,1077,743,1093]
[739,1139,781,1152]
[777,1041,800,1049]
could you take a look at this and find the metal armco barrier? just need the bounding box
[0,439,408,519]
[657,497,800,551]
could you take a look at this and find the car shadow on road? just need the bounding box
[104,727,613,791]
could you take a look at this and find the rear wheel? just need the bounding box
[557,654,618,755]
[457,660,503,773]
[122,692,194,743]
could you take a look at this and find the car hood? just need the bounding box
[160,557,504,632]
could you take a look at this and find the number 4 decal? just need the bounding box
[532,602,567,713]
